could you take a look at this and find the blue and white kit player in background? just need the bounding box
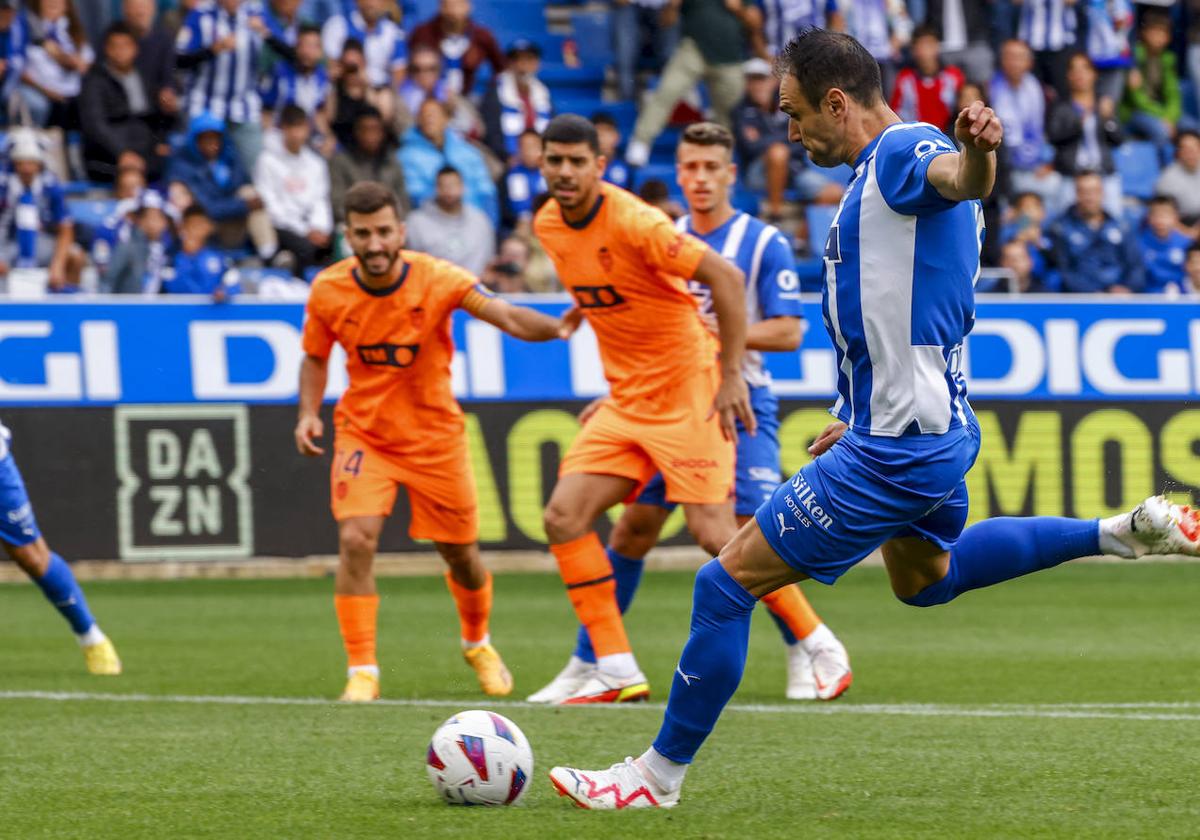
[550,28,1200,809]
[527,121,851,706]
[0,421,121,674]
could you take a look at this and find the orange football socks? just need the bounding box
[334,593,379,669]
[445,570,492,647]
[761,584,821,641]
[551,532,631,658]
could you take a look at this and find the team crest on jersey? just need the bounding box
[597,246,614,273]
[667,235,683,258]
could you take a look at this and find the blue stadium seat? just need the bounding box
[806,204,837,256]
[570,11,612,66]
[1115,141,1161,201]
[66,198,118,230]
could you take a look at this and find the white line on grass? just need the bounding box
[2,690,1199,722]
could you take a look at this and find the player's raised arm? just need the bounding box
[461,284,579,342]
[691,248,755,438]
[926,101,1003,202]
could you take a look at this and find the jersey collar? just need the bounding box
[561,190,605,230]
[353,259,410,297]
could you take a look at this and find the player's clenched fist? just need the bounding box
[295,414,325,457]
[954,101,1002,153]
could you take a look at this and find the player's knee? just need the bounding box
[339,524,378,560]
[609,519,654,558]
[894,574,956,607]
[6,539,49,577]
[543,503,585,544]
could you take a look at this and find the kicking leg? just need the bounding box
[437,541,512,697]
[550,517,806,808]
[334,515,384,701]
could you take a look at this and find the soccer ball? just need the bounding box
[425,710,534,806]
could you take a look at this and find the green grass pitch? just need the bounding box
[1,563,1198,838]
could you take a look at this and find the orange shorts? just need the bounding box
[559,366,734,505]
[330,431,479,544]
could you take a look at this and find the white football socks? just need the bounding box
[638,747,687,793]
[799,622,836,654]
[1098,512,1137,558]
[461,634,491,650]
[597,652,639,680]
[347,664,380,679]
[76,624,105,646]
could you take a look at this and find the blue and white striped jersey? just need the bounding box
[1018,0,1078,52]
[756,0,839,56]
[676,211,803,389]
[321,10,407,89]
[821,122,983,437]
[176,0,268,124]
[260,62,330,119]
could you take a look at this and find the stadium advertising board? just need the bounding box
[0,299,1196,559]
[0,298,1198,404]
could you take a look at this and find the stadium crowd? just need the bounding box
[0,0,1199,298]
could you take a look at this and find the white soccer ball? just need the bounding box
[425,710,534,806]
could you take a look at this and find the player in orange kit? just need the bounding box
[531,114,756,704]
[295,181,574,702]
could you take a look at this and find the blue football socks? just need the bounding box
[33,552,97,635]
[574,548,645,664]
[652,559,757,764]
[902,517,1100,607]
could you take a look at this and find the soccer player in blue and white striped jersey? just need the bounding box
[321,0,407,90]
[549,28,1200,811]
[1018,0,1079,98]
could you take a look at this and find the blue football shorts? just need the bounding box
[755,414,982,584]
[0,450,41,548]
[635,385,781,517]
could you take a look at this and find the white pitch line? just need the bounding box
[2,691,1199,722]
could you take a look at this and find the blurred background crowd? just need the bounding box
[1,0,1199,299]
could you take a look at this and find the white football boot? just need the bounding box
[1100,496,1200,558]
[556,669,650,705]
[526,656,595,703]
[808,633,853,701]
[785,642,818,700]
[550,757,679,809]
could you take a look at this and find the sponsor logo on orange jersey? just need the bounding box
[357,343,420,368]
[572,285,627,309]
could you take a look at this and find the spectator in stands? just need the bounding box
[502,129,546,233]
[79,22,172,183]
[102,189,172,295]
[265,0,304,46]
[1155,131,1200,227]
[400,97,498,223]
[842,0,911,96]
[623,0,756,168]
[17,0,93,129]
[482,39,552,164]
[1002,191,1053,286]
[90,163,147,275]
[1183,244,1200,297]
[1140,196,1192,295]
[329,106,409,226]
[1017,0,1077,99]
[175,0,293,174]
[481,235,533,293]
[0,131,84,290]
[328,39,399,149]
[408,0,505,97]
[260,23,334,156]
[255,105,333,273]
[1049,171,1142,294]
[1122,12,1184,165]
[592,112,632,190]
[1083,0,1132,104]
[164,204,241,301]
[752,0,839,60]
[928,0,993,83]
[397,45,482,137]
[0,3,20,108]
[322,0,406,88]
[405,165,496,275]
[612,0,681,101]
[1000,238,1047,293]
[1046,52,1123,218]
[168,112,278,260]
[889,25,962,132]
[638,178,684,219]
[122,0,180,125]
[991,39,1054,203]
[733,57,840,219]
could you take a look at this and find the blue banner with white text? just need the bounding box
[0,297,1197,406]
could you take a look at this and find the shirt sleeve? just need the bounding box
[301,289,336,358]
[439,261,494,314]
[755,230,803,319]
[48,185,68,225]
[390,28,408,69]
[873,125,959,217]
[175,12,203,52]
[634,202,708,280]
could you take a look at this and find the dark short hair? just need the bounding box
[777,28,883,108]
[354,105,384,125]
[1176,129,1200,148]
[679,121,734,154]
[542,114,600,154]
[1012,191,1043,207]
[638,179,670,203]
[298,23,321,38]
[1188,242,1200,258]
[104,20,137,43]
[182,204,210,223]
[1148,194,1179,212]
[341,37,364,57]
[1141,10,1171,30]
[344,181,403,221]
[279,104,308,127]
[590,111,618,129]
[436,165,462,181]
[911,23,940,42]
[519,128,541,141]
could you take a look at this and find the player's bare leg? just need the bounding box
[335,515,384,701]
[435,540,512,696]
[551,518,803,808]
[543,472,651,703]
[5,537,120,675]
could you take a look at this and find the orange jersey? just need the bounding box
[302,252,493,453]
[534,183,716,412]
